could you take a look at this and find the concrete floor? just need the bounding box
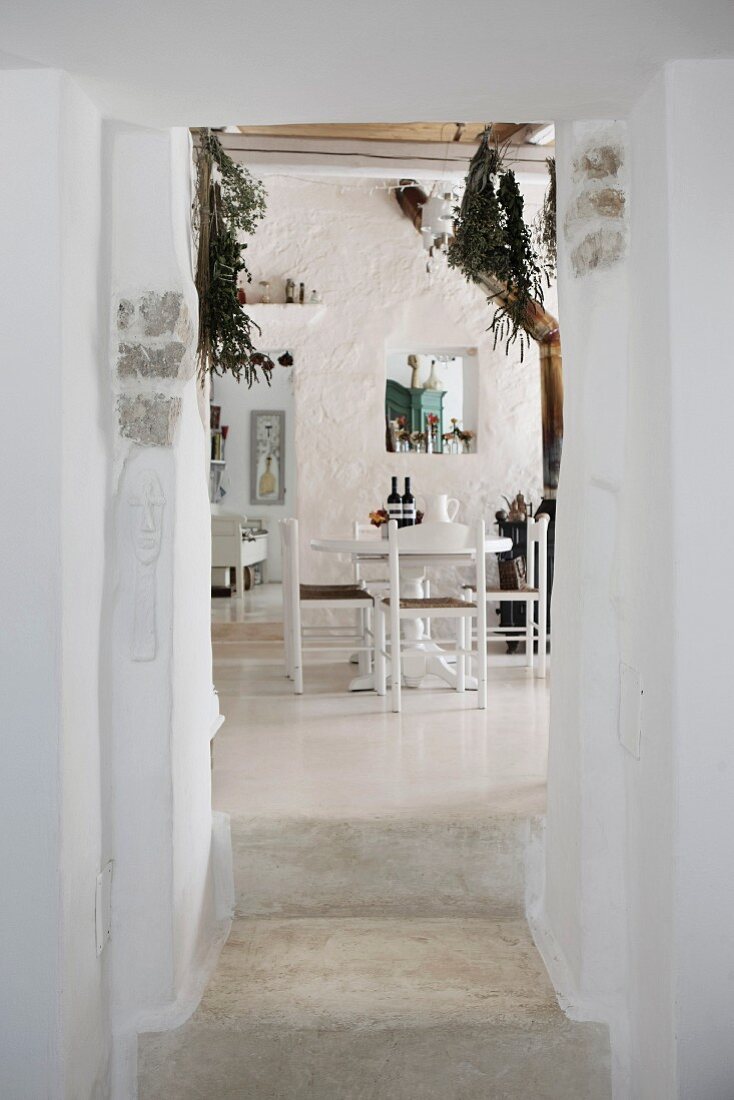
[139,583,610,1098]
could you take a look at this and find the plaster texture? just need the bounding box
[230,175,552,595]
[542,64,734,1100]
[106,125,226,1099]
[0,69,112,1099]
[2,0,733,126]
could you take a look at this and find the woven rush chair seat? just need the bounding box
[300,584,371,601]
[382,596,476,609]
[281,518,376,695]
[462,582,538,596]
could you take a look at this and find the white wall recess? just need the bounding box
[128,469,165,661]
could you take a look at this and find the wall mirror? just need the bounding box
[385,348,478,454]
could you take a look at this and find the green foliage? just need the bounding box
[194,129,272,385]
[490,169,544,362]
[533,157,557,282]
[448,129,547,362]
[448,136,505,283]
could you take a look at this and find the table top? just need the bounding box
[310,535,513,557]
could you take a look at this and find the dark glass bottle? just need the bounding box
[402,477,416,526]
[387,476,402,526]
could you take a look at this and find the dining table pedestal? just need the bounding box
[309,534,512,693]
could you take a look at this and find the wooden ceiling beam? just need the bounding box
[235,122,531,145]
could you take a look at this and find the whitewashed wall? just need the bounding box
[240,175,552,585]
[107,124,226,1099]
[0,68,110,1100]
[541,61,734,1100]
[212,356,296,581]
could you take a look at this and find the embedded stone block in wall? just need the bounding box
[117,341,187,380]
[564,124,628,277]
[573,143,624,181]
[116,291,191,339]
[571,229,626,275]
[117,393,181,446]
[115,291,195,381]
[139,291,186,337]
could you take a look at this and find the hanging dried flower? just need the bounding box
[448,128,545,362]
[193,129,269,386]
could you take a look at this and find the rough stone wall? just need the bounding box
[114,289,194,446]
[563,125,628,277]
[241,175,553,590]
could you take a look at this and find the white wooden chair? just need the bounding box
[374,519,488,712]
[350,520,435,636]
[464,514,549,678]
[280,518,375,694]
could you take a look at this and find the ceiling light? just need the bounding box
[527,124,555,146]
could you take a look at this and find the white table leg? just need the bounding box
[399,565,478,691]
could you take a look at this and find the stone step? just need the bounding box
[231,814,537,919]
[139,917,611,1099]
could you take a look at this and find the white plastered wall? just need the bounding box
[106,123,228,1097]
[540,61,734,1100]
[0,72,227,1099]
[236,175,552,580]
[0,67,111,1099]
[212,360,296,581]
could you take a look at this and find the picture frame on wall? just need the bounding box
[250,410,286,506]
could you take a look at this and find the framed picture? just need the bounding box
[250,410,285,505]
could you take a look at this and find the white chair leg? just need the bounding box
[525,598,534,668]
[292,595,304,695]
[374,604,386,697]
[390,603,402,713]
[456,618,466,693]
[281,568,292,679]
[477,604,487,710]
[424,578,432,639]
[537,593,547,680]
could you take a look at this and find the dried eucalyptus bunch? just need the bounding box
[449,128,545,361]
[194,129,272,385]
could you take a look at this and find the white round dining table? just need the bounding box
[310,533,512,691]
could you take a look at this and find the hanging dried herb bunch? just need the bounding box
[449,129,545,362]
[193,129,272,385]
[448,134,506,283]
[533,157,557,282]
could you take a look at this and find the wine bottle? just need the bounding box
[387,476,403,526]
[285,279,295,304]
[402,477,416,526]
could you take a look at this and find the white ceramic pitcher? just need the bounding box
[418,493,460,524]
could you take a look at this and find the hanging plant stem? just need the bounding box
[193,129,272,386]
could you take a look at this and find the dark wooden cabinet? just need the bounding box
[496,502,555,652]
[386,380,445,451]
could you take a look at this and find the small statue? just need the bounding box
[503,491,528,522]
[407,354,421,389]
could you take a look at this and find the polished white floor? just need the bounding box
[212,583,549,820]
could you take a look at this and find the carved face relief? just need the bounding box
[129,470,165,565]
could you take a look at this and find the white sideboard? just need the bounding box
[211,511,268,593]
